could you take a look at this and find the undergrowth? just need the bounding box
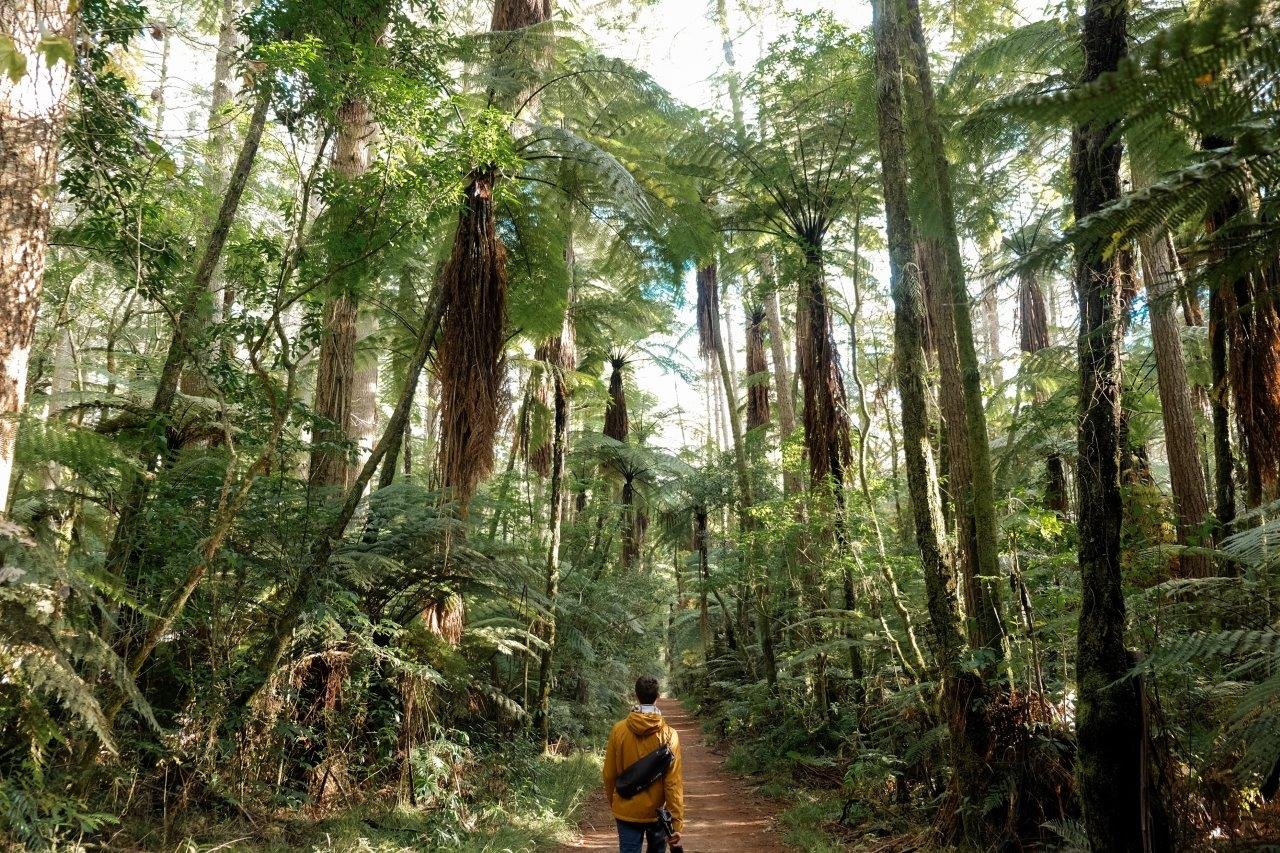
[117,747,601,853]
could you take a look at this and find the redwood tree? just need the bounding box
[873,0,988,840]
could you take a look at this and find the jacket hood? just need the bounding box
[625,710,664,737]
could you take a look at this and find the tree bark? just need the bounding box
[764,282,801,496]
[1072,0,1163,846]
[745,306,770,431]
[901,0,1007,662]
[180,0,241,395]
[310,96,372,490]
[795,243,852,493]
[849,236,928,675]
[1209,282,1236,527]
[873,0,988,841]
[535,310,573,750]
[1200,139,1280,507]
[918,238,1004,655]
[701,261,775,685]
[1203,135,1240,528]
[0,0,78,513]
[352,312,380,471]
[1018,269,1070,515]
[1136,207,1212,577]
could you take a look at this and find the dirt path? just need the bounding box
[558,698,786,852]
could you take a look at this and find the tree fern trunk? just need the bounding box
[1203,135,1240,528]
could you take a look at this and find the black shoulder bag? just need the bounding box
[614,727,675,799]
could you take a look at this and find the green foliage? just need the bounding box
[6,0,1280,847]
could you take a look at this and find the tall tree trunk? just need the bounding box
[764,283,801,496]
[0,0,77,514]
[873,0,988,841]
[1019,269,1070,514]
[522,345,551,477]
[1072,0,1165,846]
[437,170,506,510]
[1209,282,1236,526]
[850,234,928,675]
[535,309,573,751]
[180,0,241,395]
[310,97,372,490]
[352,313,380,471]
[979,238,1002,387]
[310,293,359,489]
[605,355,645,571]
[604,354,628,442]
[699,261,773,684]
[901,0,1007,661]
[918,239,1004,654]
[745,306,770,431]
[1135,195,1212,577]
[377,269,421,489]
[692,506,711,652]
[1201,145,1280,506]
[794,241,855,714]
[1204,135,1239,528]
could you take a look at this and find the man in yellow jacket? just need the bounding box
[602,676,684,852]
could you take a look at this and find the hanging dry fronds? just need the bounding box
[621,476,642,569]
[423,593,464,647]
[745,306,770,431]
[695,265,723,356]
[1018,271,1050,354]
[604,353,629,442]
[438,170,507,510]
[795,249,852,490]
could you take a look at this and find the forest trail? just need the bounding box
[558,698,786,852]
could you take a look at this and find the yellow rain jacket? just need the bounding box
[602,708,684,832]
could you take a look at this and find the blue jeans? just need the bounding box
[616,819,667,853]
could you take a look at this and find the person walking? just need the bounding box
[602,676,685,852]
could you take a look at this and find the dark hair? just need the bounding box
[635,675,660,705]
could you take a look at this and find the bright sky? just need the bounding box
[585,0,882,453]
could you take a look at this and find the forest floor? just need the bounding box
[557,698,787,853]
